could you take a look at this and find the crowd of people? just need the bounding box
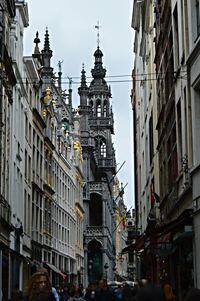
[8,272,200,301]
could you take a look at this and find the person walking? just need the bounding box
[184,288,200,301]
[135,284,165,301]
[163,284,176,301]
[24,270,56,301]
[68,287,85,301]
[95,279,116,301]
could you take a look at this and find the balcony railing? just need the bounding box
[89,182,104,194]
[85,226,103,237]
[97,157,116,169]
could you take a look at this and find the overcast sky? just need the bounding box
[24,0,134,209]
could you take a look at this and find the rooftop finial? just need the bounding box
[95,21,101,48]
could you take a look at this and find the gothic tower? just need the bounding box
[78,46,116,285]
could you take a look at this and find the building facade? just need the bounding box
[0,0,84,298]
[131,0,200,298]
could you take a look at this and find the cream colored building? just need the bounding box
[132,0,159,235]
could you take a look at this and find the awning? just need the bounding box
[147,209,193,237]
[44,262,67,279]
[149,233,177,257]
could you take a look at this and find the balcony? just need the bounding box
[6,0,16,17]
[0,195,12,231]
[85,226,104,237]
[96,157,116,175]
[89,117,114,133]
[89,181,104,195]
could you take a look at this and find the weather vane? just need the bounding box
[95,21,101,47]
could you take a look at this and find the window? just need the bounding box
[173,4,179,69]
[149,114,154,165]
[97,103,101,117]
[100,141,106,157]
[95,136,107,158]
[196,0,200,37]
[103,102,107,117]
[177,99,183,171]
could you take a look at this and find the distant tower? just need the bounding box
[78,34,116,285]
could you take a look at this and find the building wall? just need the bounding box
[187,0,200,288]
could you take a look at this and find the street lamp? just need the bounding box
[104,262,109,280]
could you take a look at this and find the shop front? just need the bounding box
[133,209,194,297]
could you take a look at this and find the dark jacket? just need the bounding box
[95,287,116,301]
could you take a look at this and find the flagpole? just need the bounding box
[109,161,126,184]
[113,182,128,203]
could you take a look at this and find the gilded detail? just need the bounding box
[43,87,51,105]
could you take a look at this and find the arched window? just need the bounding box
[95,136,107,158]
[97,104,101,117]
[100,141,106,157]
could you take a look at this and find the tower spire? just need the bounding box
[43,27,51,52]
[41,28,53,85]
[41,27,53,68]
[78,64,88,107]
[80,64,87,88]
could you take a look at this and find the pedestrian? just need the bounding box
[135,284,165,301]
[123,283,132,301]
[78,284,85,298]
[163,284,176,301]
[184,288,200,301]
[24,270,56,301]
[68,287,85,301]
[114,284,123,301]
[52,287,60,301]
[95,279,116,301]
[61,286,70,301]
[138,279,149,288]
[36,267,59,300]
[84,283,97,301]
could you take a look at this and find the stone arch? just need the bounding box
[88,239,103,282]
